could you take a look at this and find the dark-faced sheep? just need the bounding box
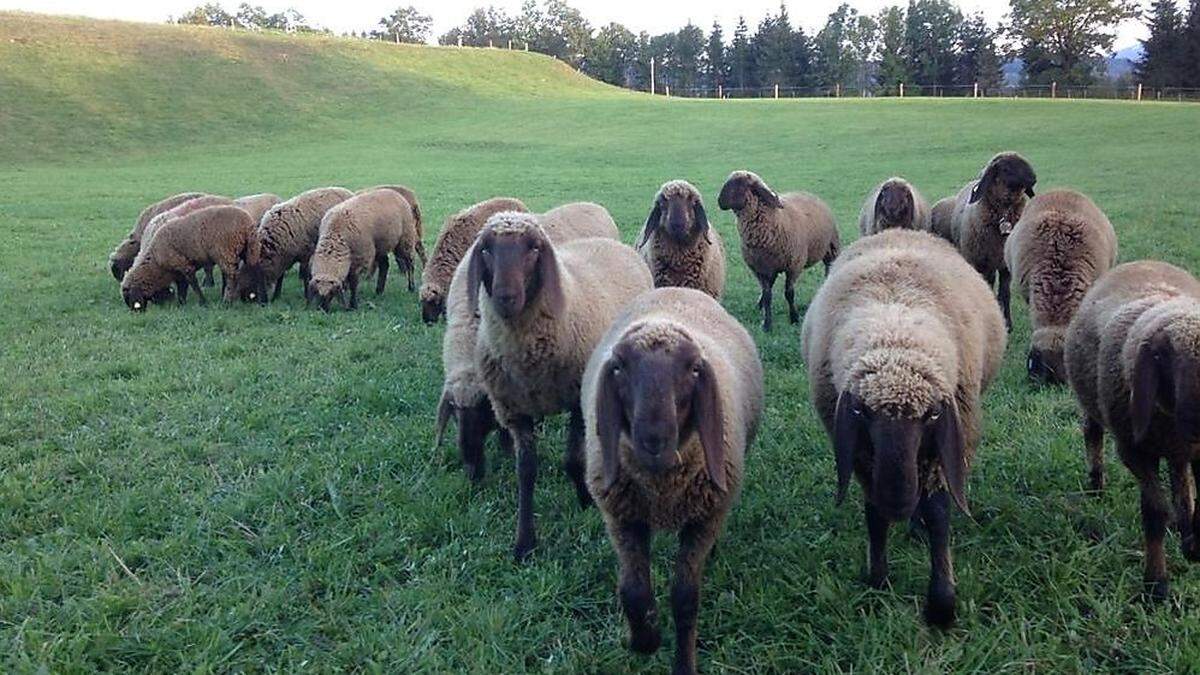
[584,287,763,675]
[801,229,1007,627]
[1005,189,1118,383]
[718,171,839,331]
[637,180,726,300]
[466,212,652,561]
[109,191,205,281]
[859,177,932,236]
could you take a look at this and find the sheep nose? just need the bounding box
[493,293,522,315]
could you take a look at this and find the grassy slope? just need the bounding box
[3,11,1200,673]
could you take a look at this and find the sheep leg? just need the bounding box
[998,268,1013,332]
[865,502,890,588]
[396,248,415,292]
[1127,451,1171,600]
[272,273,285,301]
[186,270,207,305]
[756,273,777,332]
[565,406,593,509]
[511,417,539,562]
[671,519,718,675]
[497,429,514,456]
[784,270,800,325]
[175,276,189,305]
[202,265,215,287]
[614,520,660,655]
[300,263,312,301]
[1192,460,1200,559]
[375,255,390,295]
[347,272,359,310]
[919,491,956,628]
[1084,417,1106,493]
[1168,459,1199,561]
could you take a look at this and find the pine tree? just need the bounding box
[705,21,728,90]
[674,23,706,92]
[1138,0,1183,87]
[956,13,1003,88]
[755,3,795,87]
[876,5,909,89]
[730,16,755,89]
[1184,0,1200,86]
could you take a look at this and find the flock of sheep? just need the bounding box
[106,153,1200,675]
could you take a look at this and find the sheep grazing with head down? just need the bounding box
[1065,262,1200,599]
[718,170,839,331]
[937,152,1039,331]
[802,228,1007,627]
[637,180,727,300]
[584,287,763,675]
[420,197,529,324]
[139,194,242,294]
[434,206,620,482]
[859,176,931,236]
[307,188,420,311]
[1005,189,1118,384]
[232,193,281,224]
[109,191,206,281]
[467,212,652,561]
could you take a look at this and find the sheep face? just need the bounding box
[308,278,344,312]
[231,264,267,304]
[596,326,727,491]
[876,182,916,229]
[122,285,151,312]
[1131,330,1200,445]
[110,248,136,280]
[419,285,445,324]
[1027,346,1066,385]
[467,225,564,321]
[717,172,783,212]
[970,154,1037,208]
[641,183,708,247]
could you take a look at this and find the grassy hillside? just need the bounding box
[3,11,1200,674]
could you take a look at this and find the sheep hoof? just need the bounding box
[628,626,662,655]
[866,568,890,590]
[574,485,594,509]
[463,461,485,484]
[1087,471,1106,494]
[1183,538,1200,563]
[1145,580,1171,603]
[924,590,957,628]
[513,536,537,563]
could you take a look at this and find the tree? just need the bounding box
[235,3,267,28]
[705,21,729,90]
[376,6,432,44]
[956,13,1004,88]
[904,0,963,87]
[175,3,233,26]
[876,5,910,89]
[440,6,516,46]
[589,22,639,86]
[729,16,755,89]
[1007,0,1140,85]
[673,23,705,92]
[1137,0,1183,86]
[755,4,796,87]
[1184,0,1200,86]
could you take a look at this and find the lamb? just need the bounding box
[231,187,353,303]
[940,152,1039,331]
[109,191,206,281]
[433,207,621,482]
[583,287,763,675]
[636,180,727,300]
[420,197,529,324]
[717,170,840,331]
[1064,262,1200,600]
[858,176,932,235]
[801,228,1007,627]
[1004,189,1118,384]
[307,188,420,311]
[466,212,652,561]
[360,184,426,265]
[120,205,261,311]
[232,193,281,224]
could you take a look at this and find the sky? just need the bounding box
[0,0,1150,49]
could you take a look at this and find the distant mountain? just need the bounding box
[1000,44,1144,86]
[1114,44,1143,62]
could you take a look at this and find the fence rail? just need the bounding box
[645,84,1200,103]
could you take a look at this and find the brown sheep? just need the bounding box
[637,180,727,300]
[858,177,932,236]
[109,191,205,281]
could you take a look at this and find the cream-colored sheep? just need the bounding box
[636,180,726,300]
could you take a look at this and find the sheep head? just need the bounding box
[1028,327,1067,385]
[970,152,1037,208]
[466,213,564,321]
[1130,312,1200,445]
[308,278,345,312]
[109,240,139,280]
[639,180,709,248]
[718,171,784,212]
[595,321,726,492]
[419,283,445,324]
[875,179,916,229]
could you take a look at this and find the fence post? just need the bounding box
[650,58,656,96]
[458,36,462,47]
[524,42,529,51]
[774,84,779,99]
[665,85,671,98]
[1051,81,1057,99]
[836,83,841,98]
[508,39,512,49]
[974,82,979,98]
[488,39,493,48]
[900,82,905,98]
[1137,83,1143,101]
[395,33,399,44]
[718,84,723,99]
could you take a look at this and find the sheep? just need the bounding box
[859,176,932,236]
[109,191,206,281]
[636,180,727,300]
[930,197,956,243]
[307,188,419,311]
[466,212,653,561]
[360,184,426,265]
[231,187,353,303]
[433,207,621,482]
[535,201,619,240]
[940,152,1039,331]
[801,228,1007,627]
[583,287,763,675]
[139,194,238,291]
[1004,189,1118,384]
[120,205,261,311]
[717,170,840,331]
[420,197,529,324]
[232,193,281,224]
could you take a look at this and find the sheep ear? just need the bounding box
[969,166,993,204]
[637,201,662,250]
[693,200,710,239]
[433,390,454,450]
[833,390,862,506]
[717,178,737,210]
[1132,340,1164,445]
[752,180,784,209]
[596,361,625,492]
[465,242,487,316]
[935,400,970,516]
[536,238,566,317]
[1025,185,1036,198]
[695,358,727,492]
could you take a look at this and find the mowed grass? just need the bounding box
[3,12,1200,673]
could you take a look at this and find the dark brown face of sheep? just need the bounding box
[308,279,345,312]
[834,391,969,521]
[420,292,445,325]
[232,263,267,304]
[638,189,709,248]
[970,155,1038,209]
[1132,333,1200,445]
[595,335,727,491]
[717,174,784,212]
[875,183,915,229]
[1027,347,1067,385]
[466,229,565,321]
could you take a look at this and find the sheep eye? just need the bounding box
[929,411,941,422]
[691,365,702,377]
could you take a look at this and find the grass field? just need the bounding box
[4,11,1200,673]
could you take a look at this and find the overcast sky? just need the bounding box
[0,0,1150,49]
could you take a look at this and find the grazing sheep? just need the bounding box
[636,180,727,300]
[717,170,839,331]
[420,197,529,324]
[941,152,1039,331]
[859,177,932,236]
[466,212,652,561]
[140,194,237,290]
[120,205,261,311]
[434,208,620,482]
[307,189,419,311]
[360,184,426,265]
[109,191,206,281]
[1064,261,1200,599]
[232,193,281,224]
[801,228,1007,627]
[232,187,353,303]
[584,287,763,675]
[1005,189,1118,383]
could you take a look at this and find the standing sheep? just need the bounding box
[466,212,652,561]
[636,180,727,300]
[801,229,1007,627]
[109,191,205,281]
[859,176,932,235]
[360,184,426,265]
[307,189,420,311]
[1005,189,1118,383]
[717,171,839,331]
[929,196,956,243]
[940,152,1039,331]
[1064,261,1200,599]
[232,193,282,224]
[420,197,529,324]
[584,287,763,675]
